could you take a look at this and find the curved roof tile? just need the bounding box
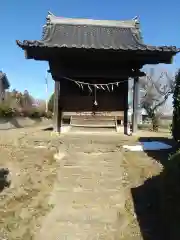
[16,13,180,53]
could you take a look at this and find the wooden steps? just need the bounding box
[70,116,117,129]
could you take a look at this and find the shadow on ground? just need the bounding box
[43,126,53,131]
[43,127,54,131]
[139,137,177,166]
[132,137,180,240]
[0,168,11,192]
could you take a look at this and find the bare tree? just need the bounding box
[140,68,174,131]
[22,90,34,112]
[4,89,35,115]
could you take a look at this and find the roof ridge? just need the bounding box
[46,13,137,28]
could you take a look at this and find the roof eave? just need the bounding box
[16,40,180,64]
[16,42,180,53]
[16,40,25,49]
[16,40,40,59]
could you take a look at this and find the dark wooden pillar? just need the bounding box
[132,77,139,133]
[53,80,62,133]
[124,80,129,135]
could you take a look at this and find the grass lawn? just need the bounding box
[0,127,60,240]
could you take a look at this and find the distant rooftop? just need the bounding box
[0,71,10,89]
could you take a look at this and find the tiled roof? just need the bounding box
[16,13,180,53]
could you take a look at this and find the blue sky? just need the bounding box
[1,0,180,100]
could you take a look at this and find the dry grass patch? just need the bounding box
[0,129,59,240]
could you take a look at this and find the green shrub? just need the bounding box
[29,111,41,118]
[138,123,169,130]
[160,150,180,235]
[138,124,151,130]
[166,149,180,173]
[19,109,29,117]
[44,111,53,119]
[172,69,180,141]
[169,123,172,135]
[48,94,54,112]
[28,109,53,119]
[27,108,44,118]
[18,108,52,119]
[0,104,15,118]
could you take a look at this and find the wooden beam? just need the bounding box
[132,77,139,133]
[62,111,124,117]
[53,80,62,133]
[60,70,145,79]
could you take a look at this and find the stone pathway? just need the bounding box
[36,135,129,240]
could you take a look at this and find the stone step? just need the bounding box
[70,127,116,132]
[70,116,117,128]
[71,122,116,127]
[71,115,117,120]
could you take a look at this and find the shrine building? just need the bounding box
[16,12,179,134]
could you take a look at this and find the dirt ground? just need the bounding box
[0,127,171,239]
